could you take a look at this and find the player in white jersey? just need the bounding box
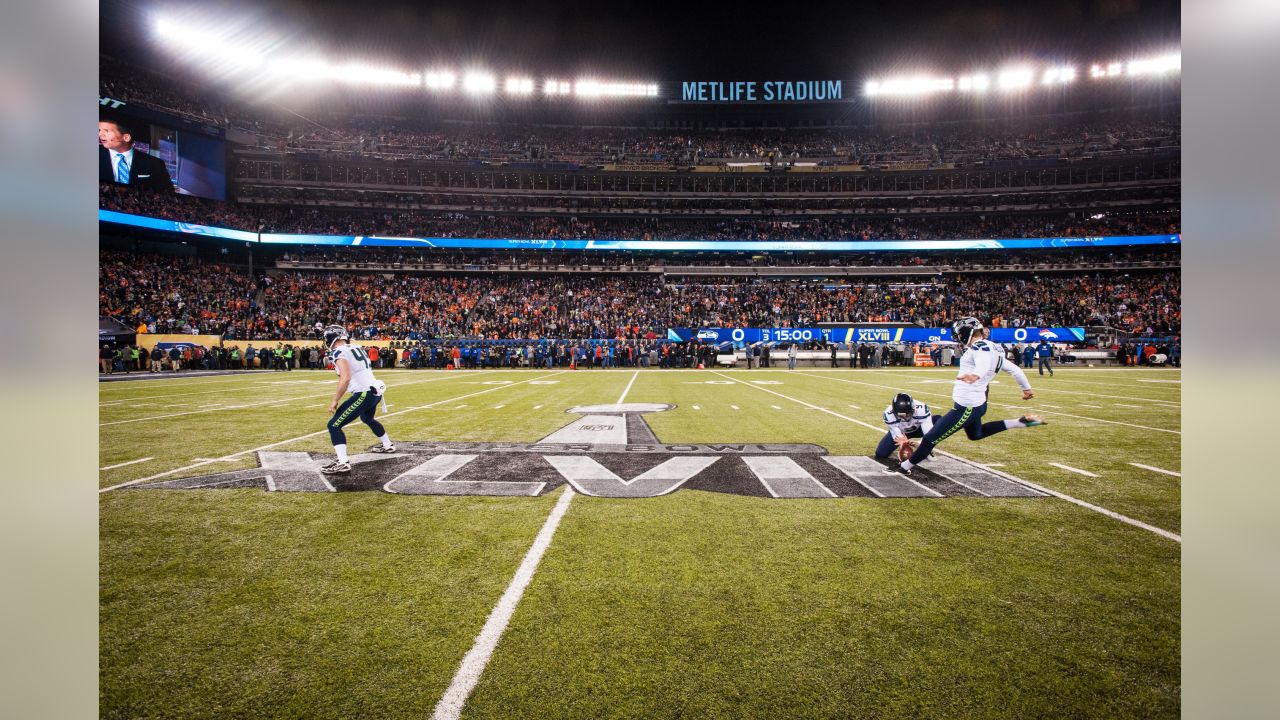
[875,393,941,459]
[320,325,395,474]
[898,317,1045,473]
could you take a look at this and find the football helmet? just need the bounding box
[323,325,349,349]
[952,316,985,345]
[891,393,914,421]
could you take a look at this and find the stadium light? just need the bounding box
[505,77,535,95]
[1127,53,1181,76]
[425,70,456,90]
[544,79,571,95]
[574,80,660,98]
[997,68,1034,90]
[958,74,990,92]
[463,72,497,94]
[1041,66,1076,85]
[151,15,266,71]
[864,76,953,97]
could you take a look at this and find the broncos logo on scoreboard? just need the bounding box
[135,403,1046,500]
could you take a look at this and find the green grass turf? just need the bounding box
[100,367,1181,719]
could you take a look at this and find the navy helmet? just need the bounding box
[892,393,914,421]
[323,324,348,349]
[952,316,985,345]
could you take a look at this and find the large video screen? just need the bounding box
[99,101,227,200]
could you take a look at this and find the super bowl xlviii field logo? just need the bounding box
[136,404,1045,500]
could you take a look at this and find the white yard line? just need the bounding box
[616,370,640,404]
[99,371,568,493]
[708,370,1180,542]
[1049,463,1101,478]
[790,371,1181,436]
[1129,463,1182,477]
[730,405,740,410]
[692,405,701,410]
[431,486,576,720]
[99,457,153,471]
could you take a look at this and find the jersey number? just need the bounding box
[349,347,370,369]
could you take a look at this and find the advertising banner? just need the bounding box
[669,327,1085,345]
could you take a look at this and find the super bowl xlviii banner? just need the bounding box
[669,327,1086,344]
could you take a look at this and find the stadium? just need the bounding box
[99,1,1181,717]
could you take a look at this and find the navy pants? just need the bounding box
[875,414,943,458]
[327,390,385,446]
[907,402,1011,464]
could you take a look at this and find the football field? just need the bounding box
[100,366,1181,719]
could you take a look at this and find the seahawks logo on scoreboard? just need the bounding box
[135,404,1045,500]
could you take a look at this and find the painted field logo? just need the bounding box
[136,403,1045,500]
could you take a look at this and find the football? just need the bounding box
[898,441,917,462]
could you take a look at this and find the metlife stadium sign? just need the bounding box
[678,80,843,103]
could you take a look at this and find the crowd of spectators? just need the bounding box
[100,249,1180,341]
[271,245,1180,270]
[101,184,1179,241]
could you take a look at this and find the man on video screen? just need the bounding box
[99,118,174,192]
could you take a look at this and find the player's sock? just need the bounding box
[334,444,348,463]
[1004,418,1027,429]
[900,459,915,472]
[378,434,392,449]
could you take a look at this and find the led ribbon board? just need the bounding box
[99,210,1181,252]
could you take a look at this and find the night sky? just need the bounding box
[103,0,1180,81]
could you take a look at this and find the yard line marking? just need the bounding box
[455,405,468,409]
[1114,403,1144,408]
[1039,404,1064,409]
[432,486,575,720]
[848,404,860,409]
[533,404,543,410]
[730,405,740,410]
[99,457,153,471]
[1081,404,1103,409]
[616,370,640,404]
[99,371,568,493]
[192,458,239,463]
[790,371,1181,435]
[1049,463,1101,478]
[985,463,1005,467]
[493,405,505,409]
[1138,379,1181,384]
[1130,463,1181,477]
[771,405,782,410]
[709,370,1180,542]
[692,405,701,410]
